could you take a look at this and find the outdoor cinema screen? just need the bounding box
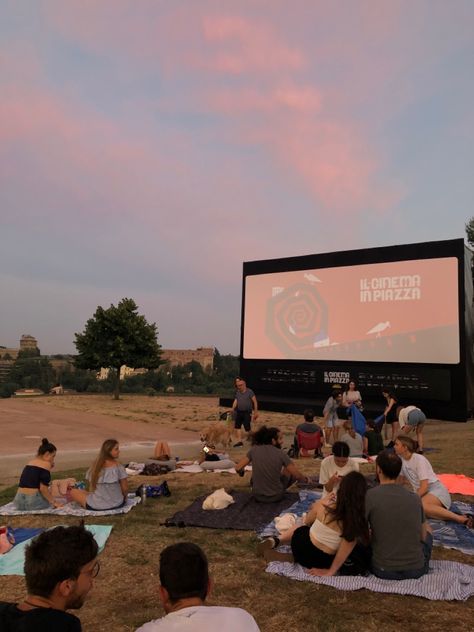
[243,256,459,364]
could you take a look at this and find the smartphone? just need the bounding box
[203,446,210,453]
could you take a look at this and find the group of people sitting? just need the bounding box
[13,437,129,513]
[4,389,473,630]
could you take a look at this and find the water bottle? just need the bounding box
[141,485,147,504]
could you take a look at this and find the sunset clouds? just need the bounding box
[0,1,473,353]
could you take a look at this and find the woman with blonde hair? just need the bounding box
[395,435,473,528]
[70,439,128,510]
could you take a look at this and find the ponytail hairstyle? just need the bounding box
[37,438,56,456]
[89,439,119,492]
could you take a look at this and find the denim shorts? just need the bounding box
[407,409,426,426]
[427,480,451,509]
[13,491,50,511]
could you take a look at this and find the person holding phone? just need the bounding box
[318,441,359,498]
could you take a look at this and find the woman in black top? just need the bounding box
[382,389,399,446]
[13,438,61,510]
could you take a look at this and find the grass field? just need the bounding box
[0,395,473,631]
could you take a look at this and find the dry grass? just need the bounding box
[0,395,473,631]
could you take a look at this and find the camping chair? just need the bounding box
[295,430,322,458]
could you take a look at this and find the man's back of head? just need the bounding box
[303,409,314,423]
[376,450,402,480]
[159,543,209,608]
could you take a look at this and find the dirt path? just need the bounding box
[0,398,202,488]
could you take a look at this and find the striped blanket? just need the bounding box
[266,559,474,601]
[0,496,140,516]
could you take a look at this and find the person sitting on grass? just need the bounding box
[0,525,99,631]
[339,420,364,457]
[366,450,433,579]
[235,425,309,503]
[135,542,260,631]
[318,441,359,498]
[363,419,384,457]
[395,435,474,528]
[69,439,128,511]
[13,438,62,511]
[292,408,324,457]
[258,472,370,576]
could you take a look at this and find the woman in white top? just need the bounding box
[258,472,370,576]
[395,435,473,528]
[342,381,362,409]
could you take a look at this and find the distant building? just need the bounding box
[0,335,39,383]
[20,334,38,351]
[97,347,214,381]
[161,347,214,373]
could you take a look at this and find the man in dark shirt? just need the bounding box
[0,525,99,631]
[365,450,433,579]
[232,377,259,447]
[292,409,323,457]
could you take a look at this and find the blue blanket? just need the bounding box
[0,525,113,575]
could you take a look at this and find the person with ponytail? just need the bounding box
[14,438,61,510]
[70,439,128,511]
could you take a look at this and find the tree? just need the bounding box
[466,217,474,248]
[74,298,162,400]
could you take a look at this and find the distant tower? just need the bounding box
[20,334,38,351]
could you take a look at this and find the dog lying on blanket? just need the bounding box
[200,422,232,449]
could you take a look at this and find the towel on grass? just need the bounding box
[0,496,140,516]
[165,491,299,530]
[437,474,474,496]
[258,492,474,555]
[0,525,112,576]
[265,559,474,601]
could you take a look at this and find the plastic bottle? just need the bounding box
[141,485,147,504]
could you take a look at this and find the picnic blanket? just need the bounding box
[265,559,474,601]
[164,491,299,530]
[0,495,140,516]
[437,474,474,496]
[0,525,113,575]
[175,464,237,474]
[258,492,474,554]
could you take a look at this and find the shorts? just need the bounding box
[407,409,426,427]
[234,410,251,431]
[13,491,50,511]
[290,525,335,569]
[427,480,451,509]
[325,413,339,429]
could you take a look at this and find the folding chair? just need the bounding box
[295,430,322,458]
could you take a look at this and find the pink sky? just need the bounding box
[0,1,473,354]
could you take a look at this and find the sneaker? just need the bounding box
[256,538,276,557]
[233,442,244,447]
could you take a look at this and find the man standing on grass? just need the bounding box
[0,525,99,631]
[365,450,433,579]
[135,542,260,631]
[232,376,258,447]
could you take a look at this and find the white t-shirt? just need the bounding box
[401,453,438,491]
[318,455,359,497]
[135,605,260,632]
[342,390,362,406]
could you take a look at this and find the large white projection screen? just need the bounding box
[243,257,459,364]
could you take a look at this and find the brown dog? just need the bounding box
[200,422,232,449]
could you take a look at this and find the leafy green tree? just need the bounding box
[466,217,474,248]
[74,298,162,399]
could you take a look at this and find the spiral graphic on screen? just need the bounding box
[265,282,328,357]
